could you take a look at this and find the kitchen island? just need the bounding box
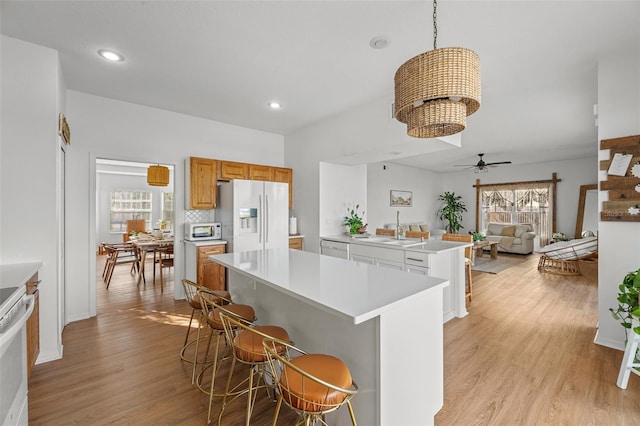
[210,248,449,425]
[321,234,471,322]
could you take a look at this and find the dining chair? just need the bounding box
[157,244,174,292]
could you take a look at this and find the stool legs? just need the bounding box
[617,329,640,389]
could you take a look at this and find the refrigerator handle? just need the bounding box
[258,194,262,244]
[265,194,269,243]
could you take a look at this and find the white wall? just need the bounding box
[595,49,640,350]
[367,162,443,230]
[440,157,598,236]
[64,90,284,322]
[319,162,367,239]
[1,36,65,362]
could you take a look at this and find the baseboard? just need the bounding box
[593,329,625,351]
[36,345,63,364]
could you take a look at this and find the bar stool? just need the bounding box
[617,316,640,389]
[263,337,358,426]
[217,312,291,426]
[198,295,258,424]
[179,278,232,383]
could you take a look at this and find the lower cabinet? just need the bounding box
[26,272,39,377]
[198,245,226,291]
[289,237,304,250]
[350,254,375,265]
[350,244,406,270]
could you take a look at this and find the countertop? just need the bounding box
[288,234,304,239]
[0,262,42,288]
[183,239,227,247]
[210,248,448,324]
[321,234,470,253]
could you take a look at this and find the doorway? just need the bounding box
[95,159,175,309]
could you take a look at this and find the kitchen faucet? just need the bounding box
[396,210,404,239]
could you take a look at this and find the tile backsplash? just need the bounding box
[184,210,215,223]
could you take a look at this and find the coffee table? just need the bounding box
[473,240,498,261]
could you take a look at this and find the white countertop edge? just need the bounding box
[184,240,227,247]
[0,262,43,288]
[321,234,471,253]
[288,235,304,239]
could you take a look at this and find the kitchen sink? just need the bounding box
[381,239,425,247]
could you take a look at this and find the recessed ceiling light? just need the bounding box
[268,101,282,110]
[98,49,124,62]
[370,36,390,49]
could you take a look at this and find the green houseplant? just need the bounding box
[610,268,640,336]
[344,204,366,235]
[437,192,467,233]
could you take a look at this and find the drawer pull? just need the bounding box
[406,257,424,262]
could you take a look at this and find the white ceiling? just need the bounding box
[2,1,638,172]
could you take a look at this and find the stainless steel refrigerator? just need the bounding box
[217,179,289,252]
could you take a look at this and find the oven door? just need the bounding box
[1,294,34,426]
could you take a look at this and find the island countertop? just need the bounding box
[210,248,448,325]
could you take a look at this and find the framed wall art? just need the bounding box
[390,190,412,207]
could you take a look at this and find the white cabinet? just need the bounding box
[350,244,405,270]
[405,250,431,275]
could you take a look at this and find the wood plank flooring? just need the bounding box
[28,253,640,425]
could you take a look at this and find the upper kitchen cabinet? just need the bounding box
[274,167,293,209]
[249,164,274,181]
[185,157,218,209]
[219,161,249,180]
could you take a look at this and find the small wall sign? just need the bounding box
[59,113,70,144]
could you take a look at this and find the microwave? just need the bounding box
[185,222,222,241]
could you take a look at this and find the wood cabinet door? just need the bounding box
[197,245,226,291]
[249,164,274,181]
[289,237,303,250]
[220,161,249,180]
[273,167,293,209]
[27,287,39,378]
[189,157,218,209]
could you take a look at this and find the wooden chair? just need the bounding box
[406,230,430,239]
[375,228,395,237]
[123,219,146,242]
[102,242,139,289]
[263,337,358,426]
[157,244,174,292]
[217,312,291,426]
[442,233,473,302]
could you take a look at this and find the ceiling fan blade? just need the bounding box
[454,164,477,167]
[485,161,512,166]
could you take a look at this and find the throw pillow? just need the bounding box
[514,225,528,238]
[501,225,516,237]
[420,224,429,232]
[409,224,421,232]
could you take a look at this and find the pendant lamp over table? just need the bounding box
[394,0,481,138]
[147,164,170,186]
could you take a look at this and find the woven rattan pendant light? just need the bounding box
[394,0,480,138]
[147,164,170,186]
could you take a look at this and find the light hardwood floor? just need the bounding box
[28,253,639,425]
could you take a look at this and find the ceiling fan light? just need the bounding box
[405,100,466,138]
[474,167,489,174]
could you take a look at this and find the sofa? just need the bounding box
[482,223,535,254]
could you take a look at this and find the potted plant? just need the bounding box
[344,204,366,235]
[610,268,640,337]
[437,192,467,233]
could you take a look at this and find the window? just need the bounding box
[480,183,552,246]
[161,192,174,230]
[110,190,152,232]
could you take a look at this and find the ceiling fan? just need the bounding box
[455,153,512,173]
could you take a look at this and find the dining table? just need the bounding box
[130,237,174,286]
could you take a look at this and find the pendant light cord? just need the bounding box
[433,0,438,50]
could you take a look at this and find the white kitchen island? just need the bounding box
[210,248,449,426]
